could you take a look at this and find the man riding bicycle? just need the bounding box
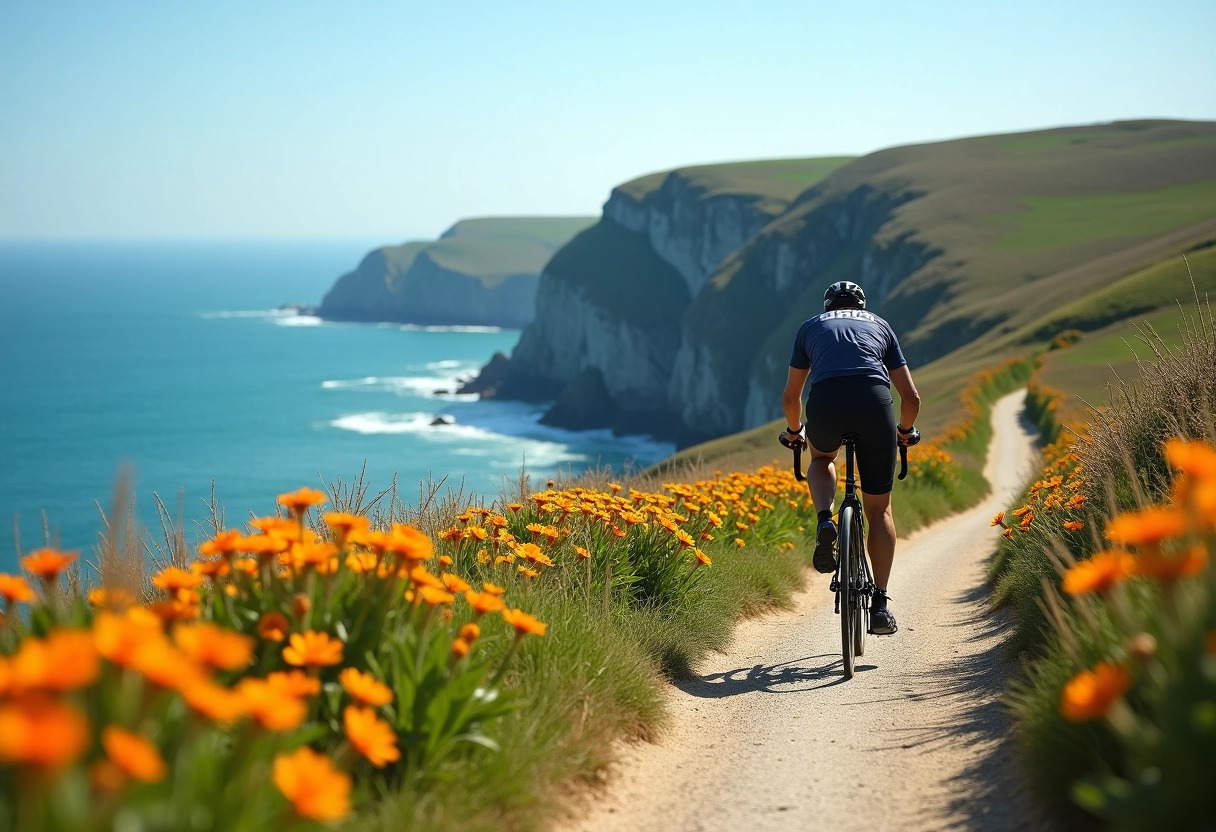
[781,281,921,636]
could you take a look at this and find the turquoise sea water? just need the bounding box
[0,240,673,573]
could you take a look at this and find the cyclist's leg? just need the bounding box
[861,490,895,590]
[806,445,839,516]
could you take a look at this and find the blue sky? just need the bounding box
[2,0,1213,239]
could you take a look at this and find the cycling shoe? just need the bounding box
[869,606,898,635]
[812,520,838,574]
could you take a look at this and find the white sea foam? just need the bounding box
[398,324,504,333]
[274,315,323,327]
[320,375,477,400]
[200,309,294,319]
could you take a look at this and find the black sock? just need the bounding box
[817,510,833,524]
[873,589,888,609]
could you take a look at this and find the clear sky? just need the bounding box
[2,0,1213,239]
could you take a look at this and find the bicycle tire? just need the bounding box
[838,505,855,679]
[852,512,867,657]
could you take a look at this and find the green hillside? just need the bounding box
[317,215,595,327]
[616,157,855,217]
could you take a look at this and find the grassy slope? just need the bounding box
[614,157,855,217]
[679,121,1216,417]
[388,217,597,289]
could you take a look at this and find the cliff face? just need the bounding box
[317,217,594,328]
[476,121,1216,446]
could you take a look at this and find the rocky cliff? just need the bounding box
[318,216,594,328]
[471,121,1216,446]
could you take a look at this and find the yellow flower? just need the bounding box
[282,630,344,668]
[276,487,328,515]
[501,608,546,638]
[273,747,351,822]
[734,538,746,548]
[574,545,590,559]
[339,667,393,707]
[102,726,166,783]
[175,622,255,671]
[1060,662,1130,722]
[695,549,712,567]
[344,705,400,768]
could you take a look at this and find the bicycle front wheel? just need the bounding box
[838,505,855,679]
[852,527,868,657]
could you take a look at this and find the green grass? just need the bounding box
[614,157,854,216]
[352,532,815,832]
[442,217,598,248]
[993,180,1216,250]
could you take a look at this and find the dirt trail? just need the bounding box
[567,391,1044,832]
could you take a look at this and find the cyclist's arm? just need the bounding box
[890,365,921,432]
[782,366,810,431]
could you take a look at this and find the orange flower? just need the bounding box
[1132,543,1208,580]
[258,611,290,642]
[1002,527,1014,539]
[451,638,471,659]
[0,574,34,605]
[198,529,244,558]
[175,622,255,671]
[343,705,400,768]
[283,630,343,668]
[483,581,506,596]
[11,629,100,692]
[267,670,322,698]
[1062,520,1085,532]
[501,608,546,638]
[0,696,90,770]
[276,487,328,515]
[237,678,307,731]
[1060,662,1131,722]
[695,549,712,566]
[675,529,696,548]
[419,586,455,606]
[1106,507,1188,548]
[1164,438,1216,482]
[409,566,443,590]
[131,638,207,692]
[734,538,746,548]
[442,573,472,594]
[147,595,201,624]
[339,667,392,707]
[459,622,480,642]
[191,558,230,579]
[94,609,164,667]
[1062,551,1132,595]
[102,726,166,783]
[151,566,204,593]
[21,548,77,582]
[385,524,433,562]
[87,586,137,609]
[517,566,539,579]
[990,512,1006,527]
[465,591,506,616]
[182,681,248,724]
[323,511,369,539]
[273,747,351,821]
[1011,505,1032,518]
[574,546,590,559]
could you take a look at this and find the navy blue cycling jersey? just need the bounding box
[789,309,907,385]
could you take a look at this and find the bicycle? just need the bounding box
[780,431,908,680]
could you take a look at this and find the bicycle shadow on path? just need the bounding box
[676,654,876,697]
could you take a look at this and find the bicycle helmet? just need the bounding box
[823,281,866,311]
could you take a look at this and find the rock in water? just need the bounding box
[430,416,453,426]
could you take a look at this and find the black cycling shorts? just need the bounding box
[804,376,898,495]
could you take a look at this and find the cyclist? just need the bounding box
[780,280,921,635]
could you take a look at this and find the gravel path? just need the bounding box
[567,391,1046,832]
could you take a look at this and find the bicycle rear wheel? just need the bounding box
[852,514,868,657]
[838,505,855,679]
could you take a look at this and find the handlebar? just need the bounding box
[780,431,913,483]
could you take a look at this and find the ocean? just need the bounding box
[0,239,674,573]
